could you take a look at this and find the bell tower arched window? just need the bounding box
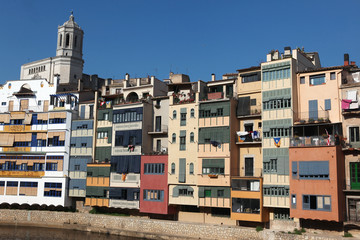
[65,34,70,47]
[59,34,62,47]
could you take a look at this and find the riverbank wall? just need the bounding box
[0,210,348,239]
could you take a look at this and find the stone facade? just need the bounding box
[0,210,348,240]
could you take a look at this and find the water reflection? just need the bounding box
[0,224,141,240]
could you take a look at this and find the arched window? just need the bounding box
[171,163,175,174]
[65,34,70,47]
[190,108,195,118]
[190,132,194,143]
[59,34,62,47]
[173,110,177,119]
[189,163,194,175]
[172,133,176,143]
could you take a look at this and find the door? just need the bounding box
[308,100,318,121]
[155,116,161,132]
[350,162,360,190]
[245,157,254,176]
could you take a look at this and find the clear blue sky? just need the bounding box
[1,0,360,83]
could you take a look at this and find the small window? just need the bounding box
[81,143,87,147]
[300,76,305,84]
[38,100,42,105]
[189,163,194,174]
[190,108,195,118]
[250,99,256,106]
[171,163,175,174]
[173,110,177,119]
[190,132,194,142]
[1,102,6,106]
[172,133,176,143]
[74,165,80,171]
[330,72,336,80]
[325,99,331,110]
[291,194,296,209]
[217,190,224,197]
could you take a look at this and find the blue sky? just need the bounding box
[1,0,360,83]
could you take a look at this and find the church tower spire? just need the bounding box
[56,12,84,59]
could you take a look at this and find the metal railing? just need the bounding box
[294,110,329,123]
[290,135,335,147]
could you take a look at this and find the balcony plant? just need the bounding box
[308,118,315,123]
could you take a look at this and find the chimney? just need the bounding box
[211,73,215,81]
[344,54,349,66]
[150,76,155,85]
[284,46,291,56]
[125,73,130,81]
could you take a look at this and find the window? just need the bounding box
[7,181,18,187]
[179,188,193,196]
[49,118,66,124]
[330,72,336,80]
[205,189,211,197]
[113,109,143,123]
[81,143,87,147]
[202,159,225,175]
[171,163,175,174]
[1,102,6,106]
[310,74,325,86]
[303,195,331,211]
[250,99,256,106]
[48,136,64,147]
[190,132,194,143]
[143,190,164,201]
[232,198,260,214]
[180,136,186,151]
[65,34,70,47]
[89,105,94,119]
[144,163,165,174]
[104,113,109,121]
[74,165,80,171]
[180,113,186,126]
[217,190,224,197]
[242,73,260,83]
[291,194,296,209]
[263,186,289,197]
[263,159,277,173]
[38,100,42,106]
[190,108,195,118]
[189,163,194,175]
[46,163,57,171]
[172,133,176,143]
[300,76,305,84]
[156,139,161,152]
[98,131,108,139]
[350,127,360,148]
[325,99,331,111]
[173,110,177,119]
[33,163,44,171]
[20,182,38,188]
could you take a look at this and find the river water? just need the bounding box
[0,224,141,240]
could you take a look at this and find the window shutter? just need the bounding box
[172,186,179,197]
[199,187,204,198]
[179,158,186,183]
[325,99,331,111]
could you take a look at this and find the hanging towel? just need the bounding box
[342,99,352,110]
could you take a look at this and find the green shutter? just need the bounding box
[172,186,179,197]
[202,159,224,168]
[179,158,186,183]
[199,187,205,198]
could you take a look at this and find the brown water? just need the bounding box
[0,224,142,240]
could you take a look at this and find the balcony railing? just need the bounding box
[237,107,261,118]
[231,178,261,191]
[236,131,261,143]
[294,110,329,124]
[148,125,168,134]
[290,135,335,147]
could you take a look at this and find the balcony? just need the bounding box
[237,107,261,119]
[231,178,261,192]
[294,110,329,124]
[148,125,168,135]
[290,123,342,147]
[236,131,261,145]
[290,135,336,147]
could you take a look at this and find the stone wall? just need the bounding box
[0,210,345,240]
